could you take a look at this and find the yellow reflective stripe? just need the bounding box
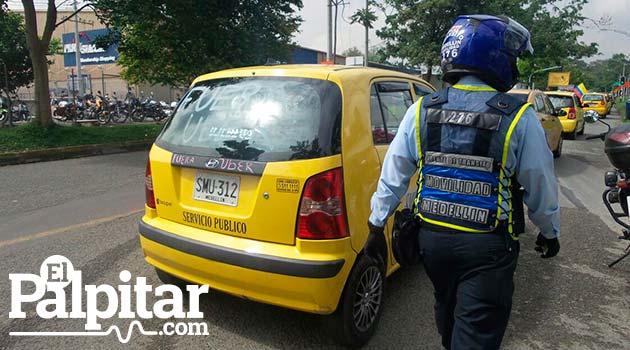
[452,84,497,92]
[413,97,424,213]
[497,102,531,240]
[415,97,424,161]
[418,213,489,233]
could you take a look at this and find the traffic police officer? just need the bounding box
[365,15,560,350]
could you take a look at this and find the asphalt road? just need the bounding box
[0,113,629,349]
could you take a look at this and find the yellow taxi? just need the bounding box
[544,91,585,139]
[508,89,564,157]
[139,64,434,346]
[581,93,609,118]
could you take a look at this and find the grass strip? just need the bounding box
[0,123,163,153]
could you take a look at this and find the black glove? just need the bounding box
[365,222,386,262]
[535,232,560,258]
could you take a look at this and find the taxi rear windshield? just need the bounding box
[548,95,574,108]
[583,94,603,101]
[157,77,342,162]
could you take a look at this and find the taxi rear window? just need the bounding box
[548,95,574,108]
[157,77,342,162]
[583,94,603,101]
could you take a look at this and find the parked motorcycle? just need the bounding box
[584,110,630,267]
[11,99,30,122]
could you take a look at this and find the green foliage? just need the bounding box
[342,47,363,57]
[0,123,163,153]
[580,53,629,92]
[47,38,63,55]
[350,1,377,29]
[92,0,303,86]
[376,0,598,83]
[617,97,627,120]
[0,6,34,94]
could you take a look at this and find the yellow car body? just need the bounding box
[544,91,585,139]
[582,93,609,117]
[508,89,564,157]
[139,65,434,335]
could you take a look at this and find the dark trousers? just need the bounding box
[419,227,519,350]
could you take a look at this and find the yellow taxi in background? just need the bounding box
[581,93,609,118]
[508,89,564,157]
[544,91,585,139]
[139,64,434,347]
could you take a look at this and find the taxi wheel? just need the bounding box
[325,254,385,347]
[155,267,188,289]
[578,122,585,135]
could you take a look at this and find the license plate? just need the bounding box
[193,172,240,206]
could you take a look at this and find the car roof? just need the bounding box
[191,64,431,86]
[544,91,576,97]
[508,88,537,94]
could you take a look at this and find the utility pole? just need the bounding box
[364,0,368,66]
[327,0,332,61]
[73,0,84,99]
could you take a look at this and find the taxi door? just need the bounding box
[369,80,429,268]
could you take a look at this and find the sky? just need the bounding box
[294,0,630,61]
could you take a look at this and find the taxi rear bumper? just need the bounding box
[139,220,345,278]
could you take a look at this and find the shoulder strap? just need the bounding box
[424,88,449,108]
[486,92,525,115]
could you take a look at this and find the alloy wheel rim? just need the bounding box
[352,266,383,332]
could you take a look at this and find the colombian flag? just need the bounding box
[573,83,588,99]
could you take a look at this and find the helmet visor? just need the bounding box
[504,17,533,54]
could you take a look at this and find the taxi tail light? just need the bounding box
[145,159,156,209]
[296,168,349,239]
[601,101,606,105]
[568,107,576,120]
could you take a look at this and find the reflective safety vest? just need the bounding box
[413,88,530,236]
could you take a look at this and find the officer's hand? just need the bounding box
[534,232,560,258]
[365,222,386,262]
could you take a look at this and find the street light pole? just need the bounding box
[364,0,368,67]
[327,0,332,61]
[73,0,84,97]
[528,65,562,89]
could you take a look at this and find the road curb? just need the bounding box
[0,140,153,166]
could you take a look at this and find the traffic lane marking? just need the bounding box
[0,209,143,249]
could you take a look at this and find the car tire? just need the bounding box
[553,137,563,158]
[577,122,585,135]
[325,254,385,348]
[155,267,189,288]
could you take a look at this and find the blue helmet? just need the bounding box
[440,15,533,92]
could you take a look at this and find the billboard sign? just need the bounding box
[63,28,118,67]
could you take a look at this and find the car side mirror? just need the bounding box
[584,110,599,123]
[556,109,567,117]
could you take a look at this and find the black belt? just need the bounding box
[420,220,510,235]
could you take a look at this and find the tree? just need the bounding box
[21,0,56,127]
[92,0,303,87]
[580,54,629,92]
[0,4,33,97]
[376,0,598,84]
[342,47,363,57]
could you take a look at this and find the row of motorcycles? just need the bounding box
[0,97,31,124]
[52,91,176,125]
